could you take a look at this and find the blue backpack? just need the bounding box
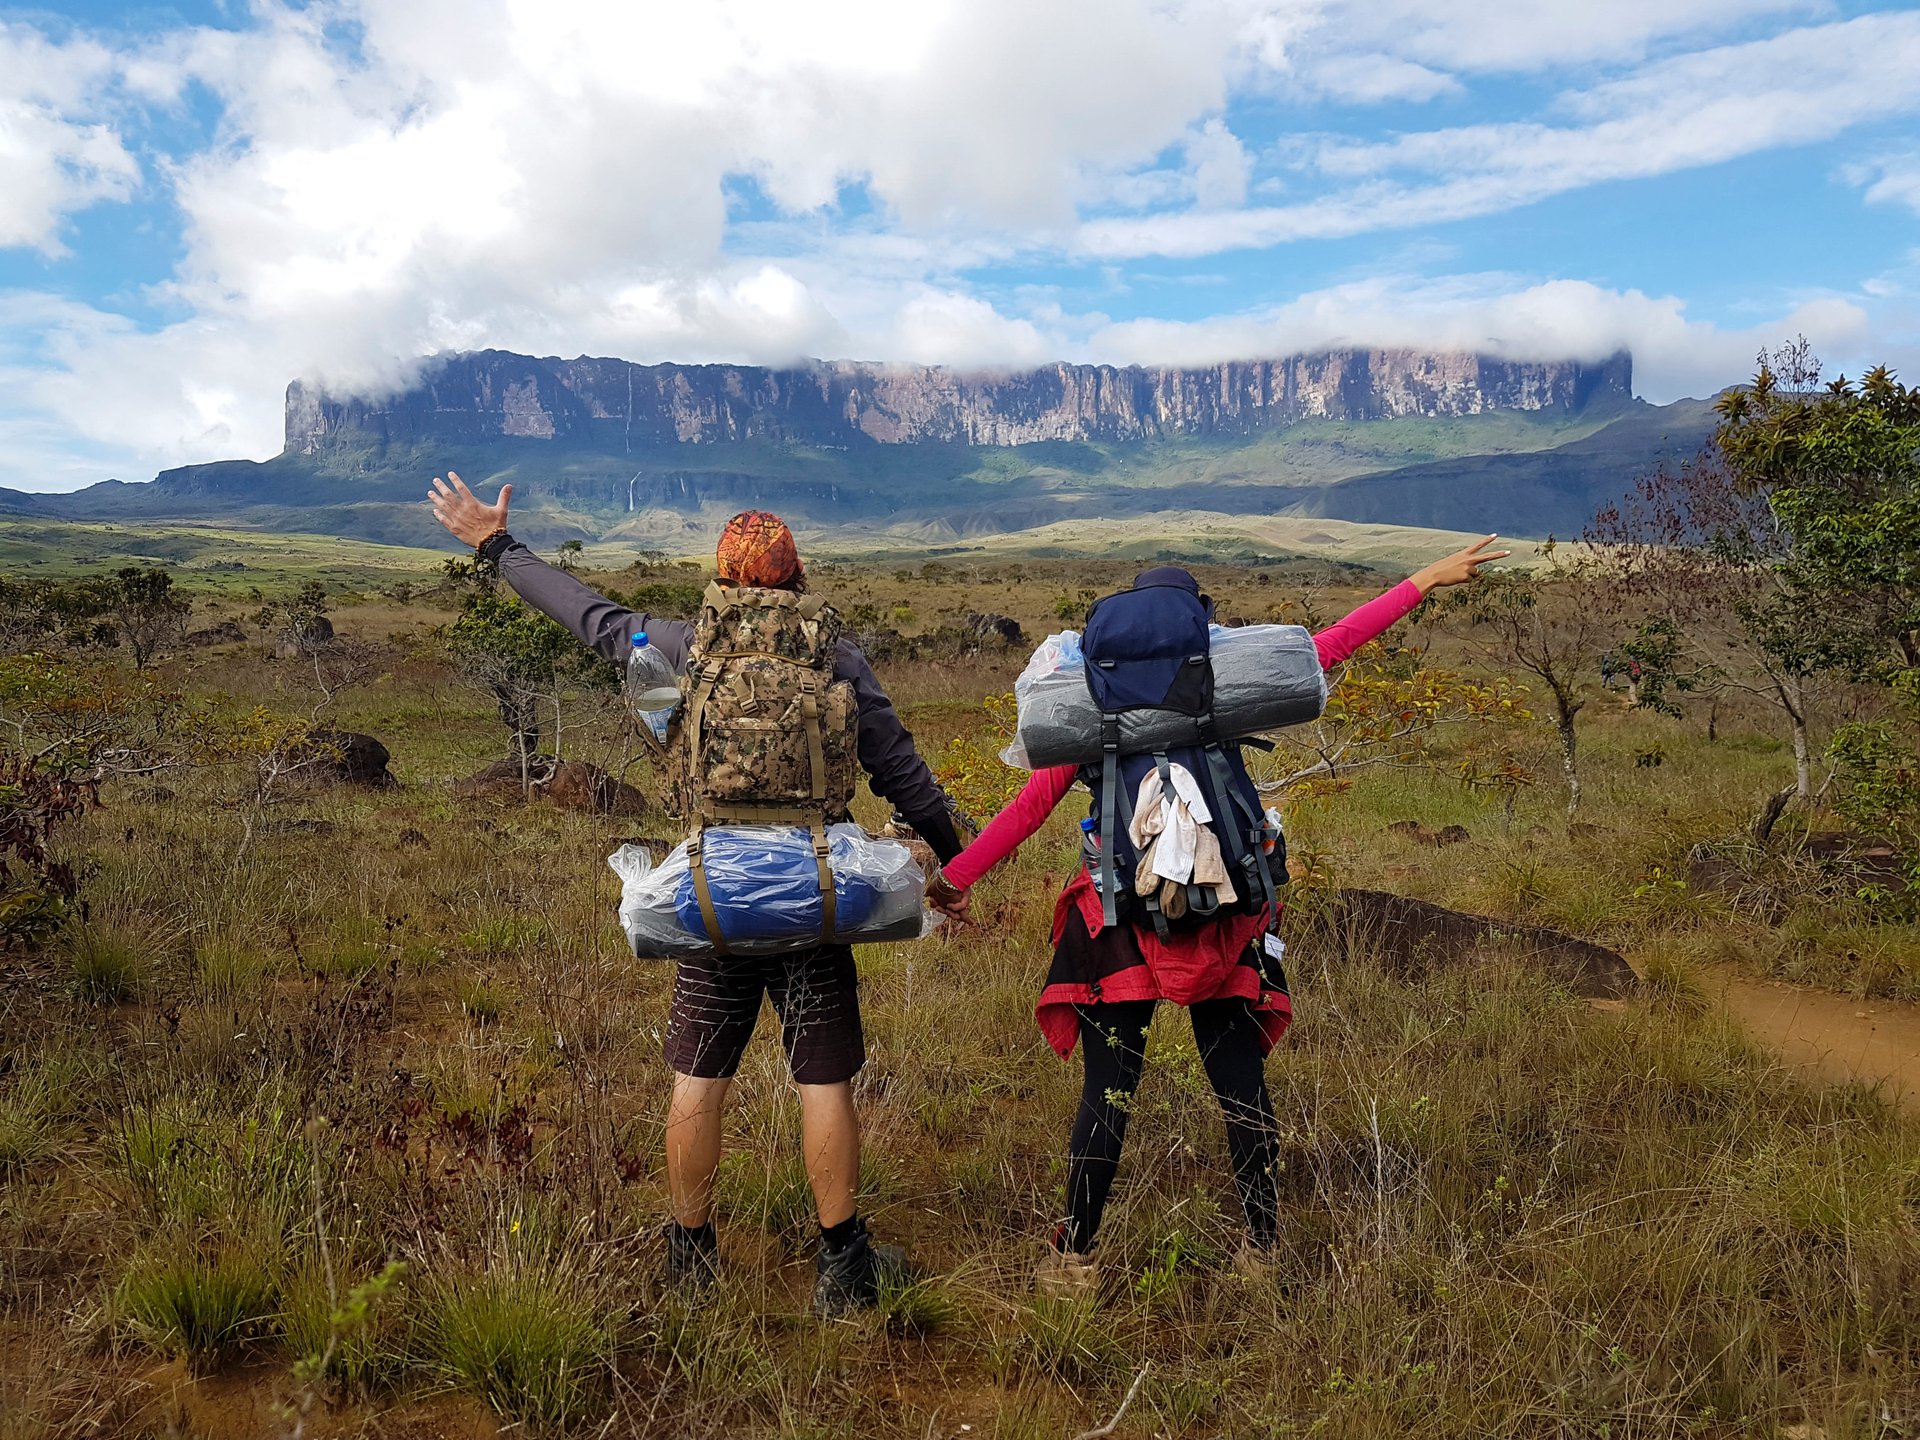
[1080,568,1285,938]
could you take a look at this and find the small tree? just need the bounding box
[1442,556,1610,815]
[98,567,191,669]
[442,568,618,792]
[556,540,585,573]
[1593,345,1920,801]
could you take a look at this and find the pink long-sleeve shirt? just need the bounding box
[945,580,1424,890]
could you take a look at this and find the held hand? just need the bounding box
[1409,534,1511,593]
[926,868,973,923]
[428,471,512,548]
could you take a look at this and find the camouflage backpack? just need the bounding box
[675,582,859,951]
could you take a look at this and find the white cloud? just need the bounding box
[1186,119,1252,209]
[1081,10,1920,259]
[1305,0,1826,75]
[1073,276,1882,402]
[1302,54,1461,104]
[0,24,142,253]
[1850,154,1920,214]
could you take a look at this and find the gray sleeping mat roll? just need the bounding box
[1013,624,1328,769]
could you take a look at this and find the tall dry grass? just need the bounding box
[0,569,1914,1437]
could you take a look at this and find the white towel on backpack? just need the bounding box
[1126,764,1234,905]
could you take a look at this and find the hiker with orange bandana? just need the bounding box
[427,475,969,1315]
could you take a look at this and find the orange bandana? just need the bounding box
[715,510,802,587]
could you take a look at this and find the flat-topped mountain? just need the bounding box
[14,345,1711,557]
[287,349,1635,454]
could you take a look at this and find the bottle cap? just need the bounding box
[632,632,647,647]
[1080,817,1097,832]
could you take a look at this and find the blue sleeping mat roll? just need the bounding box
[671,826,883,946]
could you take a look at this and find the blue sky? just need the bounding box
[2,0,1917,491]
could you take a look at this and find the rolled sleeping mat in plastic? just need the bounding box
[1008,623,1329,769]
[609,823,935,959]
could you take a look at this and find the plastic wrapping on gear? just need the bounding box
[1003,623,1329,769]
[609,823,936,959]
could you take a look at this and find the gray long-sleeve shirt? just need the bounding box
[497,541,963,861]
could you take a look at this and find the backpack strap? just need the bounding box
[810,822,837,943]
[1098,715,1123,930]
[1197,716,1282,921]
[685,657,724,806]
[800,671,826,801]
[687,827,730,957]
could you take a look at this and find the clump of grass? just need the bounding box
[460,916,545,961]
[193,932,273,999]
[119,1250,278,1371]
[311,920,386,981]
[877,1275,963,1338]
[63,921,150,1003]
[282,1258,409,1397]
[1005,1295,1129,1386]
[417,1261,610,1429]
[0,1088,61,1175]
[0,1050,90,1174]
[454,974,505,1025]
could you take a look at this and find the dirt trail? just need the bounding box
[1701,966,1920,1109]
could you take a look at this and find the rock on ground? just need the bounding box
[1306,888,1638,999]
[289,730,395,787]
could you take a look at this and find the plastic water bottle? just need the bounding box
[625,632,681,744]
[1081,816,1103,888]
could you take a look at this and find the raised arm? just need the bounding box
[1312,534,1509,669]
[429,470,693,665]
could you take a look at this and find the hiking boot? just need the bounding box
[664,1221,719,1292]
[1034,1244,1100,1298]
[811,1220,907,1318]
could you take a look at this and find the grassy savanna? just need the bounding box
[0,520,453,595]
[1,545,1916,1439]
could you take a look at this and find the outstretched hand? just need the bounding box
[1409,534,1511,593]
[428,470,512,548]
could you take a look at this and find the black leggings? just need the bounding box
[1065,998,1280,1253]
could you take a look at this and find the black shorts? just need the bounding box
[662,945,865,1085]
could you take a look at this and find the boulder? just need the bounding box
[1305,888,1638,999]
[1802,831,1905,888]
[185,620,247,647]
[964,612,1027,647]
[274,615,335,659]
[1384,820,1471,847]
[452,756,646,816]
[289,730,395,787]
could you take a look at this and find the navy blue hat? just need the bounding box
[1132,565,1200,593]
[1131,565,1213,617]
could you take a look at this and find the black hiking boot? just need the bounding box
[811,1219,906,1317]
[664,1220,719,1293]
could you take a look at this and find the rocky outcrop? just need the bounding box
[287,348,1633,455]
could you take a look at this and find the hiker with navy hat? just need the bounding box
[932,536,1508,1292]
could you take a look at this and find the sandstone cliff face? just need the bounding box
[286,349,1633,455]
